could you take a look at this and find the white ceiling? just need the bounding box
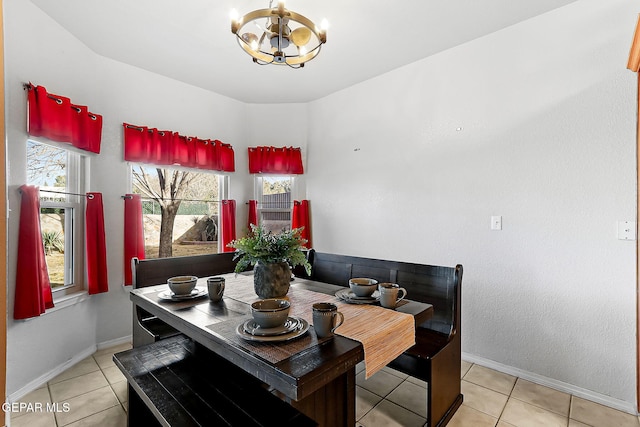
[30,0,579,104]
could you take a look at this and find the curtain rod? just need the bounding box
[23,83,97,118]
[121,195,219,203]
[245,202,296,206]
[19,188,94,199]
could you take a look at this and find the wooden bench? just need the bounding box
[300,250,463,427]
[114,334,317,427]
[131,252,239,347]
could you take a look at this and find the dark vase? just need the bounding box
[253,261,291,299]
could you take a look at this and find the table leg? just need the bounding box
[279,368,356,427]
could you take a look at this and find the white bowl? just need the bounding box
[167,276,198,295]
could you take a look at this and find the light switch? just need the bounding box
[491,216,502,230]
[617,221,636,240]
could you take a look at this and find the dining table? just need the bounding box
[129,272,433,427]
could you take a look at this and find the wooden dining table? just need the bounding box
[129,273,433,427]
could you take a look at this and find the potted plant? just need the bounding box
[228,224,312,298]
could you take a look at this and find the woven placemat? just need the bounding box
[206,315,321,364]
[220,274,415,377]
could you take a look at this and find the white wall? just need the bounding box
[4,0,251,397]
[307,0,638,411]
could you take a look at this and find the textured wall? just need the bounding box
[306,0,638,410]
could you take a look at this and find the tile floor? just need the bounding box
[9,342,640,427]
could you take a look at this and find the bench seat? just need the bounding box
[301,250,463,427]
[131,252,240,347]
[114,334,317,427]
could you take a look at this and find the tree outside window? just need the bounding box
[132,166,221,258]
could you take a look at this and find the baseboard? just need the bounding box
[462,352,638,416]
[96,334,132,351]
[7,345,96,404]
[7,335,132,404]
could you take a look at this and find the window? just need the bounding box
[26,140,86,296]
[131,165,224,259]
[255,176,294,233]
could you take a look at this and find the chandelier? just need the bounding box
[230,1,328,68]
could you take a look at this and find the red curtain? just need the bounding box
[123,194,145,285]
[248,146,304,174]
[123,123,235,172]
[14,185,54,319]
[220,200,237,253]
[247,200,258,230]
[26,84,102,154]
[86,193,109,294]
[292,200,312,248]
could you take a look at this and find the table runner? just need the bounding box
[223,274,415,378]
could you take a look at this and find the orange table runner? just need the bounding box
[224,274,415,378]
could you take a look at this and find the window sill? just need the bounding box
[48,291,90,313]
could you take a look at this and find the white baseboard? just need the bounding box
[7,335,132,404]
[462,352,638,416]
[7,345,96,404]
[96,335,132,351]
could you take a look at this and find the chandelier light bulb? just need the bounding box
[320,19,329,31]
[230,8,239,22]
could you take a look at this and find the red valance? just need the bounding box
[26,83,103,154]
[248,146,304,174]
[123,123,235,172]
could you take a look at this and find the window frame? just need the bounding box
[27,139,87,298]
[129,163,228,257]
[254,175,296,231]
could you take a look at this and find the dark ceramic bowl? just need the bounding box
[251,299,291,328]
[167,275,198,295]
[348,278,379,297]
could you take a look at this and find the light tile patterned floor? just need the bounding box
[355,361,640,427]
[9,343,640,426]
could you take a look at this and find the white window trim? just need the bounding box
[254,175,296,230]
[129,163,229,255]
[27,139,87,298]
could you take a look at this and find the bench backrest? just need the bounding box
[308,251,463,337]
[132,252,239,288]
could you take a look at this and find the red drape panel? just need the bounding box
[14,185,54,319]
[123,194,145,285]
[247,146,304,174]
[247,200,258,230]
[123,123,235,172]
[26,84,102,153]
[292,200,312,248]
[86,193,109,294]
[221,200,237,253]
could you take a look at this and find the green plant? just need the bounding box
[228,224,311,275]
[42,230,64,255]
